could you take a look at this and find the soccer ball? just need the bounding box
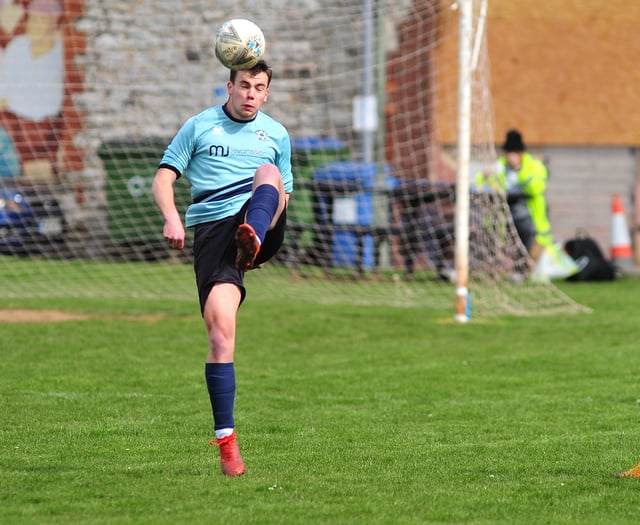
[214,19,266,70]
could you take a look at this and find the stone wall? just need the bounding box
[76,1,376,149]
[68,0,375,239]
[63,0,416,241]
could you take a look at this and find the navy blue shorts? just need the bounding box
[192,200,286,314]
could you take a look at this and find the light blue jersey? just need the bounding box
[160,105,293,227]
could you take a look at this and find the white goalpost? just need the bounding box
[454,0,473,322]
[0,0,584,317]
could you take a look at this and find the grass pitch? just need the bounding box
[1,273,640,524]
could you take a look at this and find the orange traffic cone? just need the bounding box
[610,194,633,269]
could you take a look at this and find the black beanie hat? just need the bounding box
[502,129,526,152]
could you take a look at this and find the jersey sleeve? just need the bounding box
[159,116,198,178]
[276,133,294,194]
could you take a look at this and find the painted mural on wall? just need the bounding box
[0,0,83,183]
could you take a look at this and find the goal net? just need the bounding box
[0,0,583,317]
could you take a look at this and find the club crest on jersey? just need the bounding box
[255,130,268,141]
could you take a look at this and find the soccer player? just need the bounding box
[152,60,293,476]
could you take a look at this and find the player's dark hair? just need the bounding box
[229,60,272,86]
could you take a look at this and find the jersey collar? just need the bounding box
[222,103,258,124]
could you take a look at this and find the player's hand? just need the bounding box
[163,219,185,250]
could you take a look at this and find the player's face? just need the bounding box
[226,71,270,121]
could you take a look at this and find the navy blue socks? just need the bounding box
[246,184,280,244]
[205,362,236,432]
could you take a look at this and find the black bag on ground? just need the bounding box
[564,233,616,281]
